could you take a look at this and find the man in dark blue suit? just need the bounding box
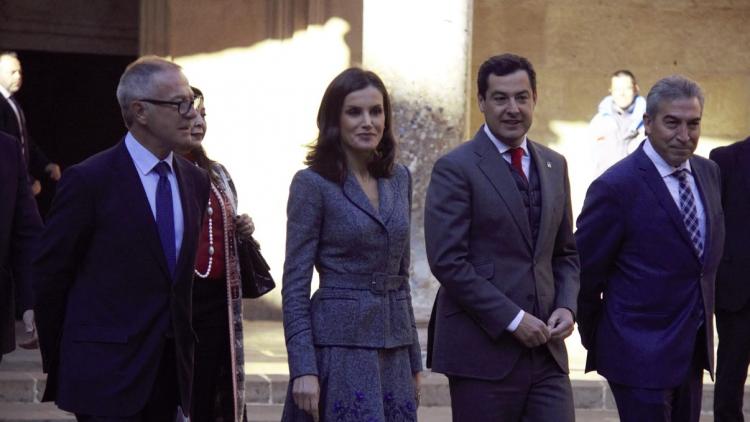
[576,75,725,422]
[0,130,43,362]
[710,137,750,421]
[33,56,210,421]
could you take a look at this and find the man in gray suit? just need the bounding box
[425,53,580,421]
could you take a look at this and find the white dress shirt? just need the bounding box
[483,124,528,332]
[124,132,184,258]
[643,138,706,245]
[0,85,25,146]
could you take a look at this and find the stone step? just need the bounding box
[2,370,744,416]
[0,402,74,422]
[0,404,723,422]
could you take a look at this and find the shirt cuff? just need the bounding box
[506,310,525,332]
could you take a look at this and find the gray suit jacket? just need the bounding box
[425,128,580,380]
[282,164,422,380]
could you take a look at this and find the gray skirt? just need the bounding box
[281,346,418,422]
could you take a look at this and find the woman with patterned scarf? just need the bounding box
[180,86,254,421]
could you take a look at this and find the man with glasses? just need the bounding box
[33,56,210,422]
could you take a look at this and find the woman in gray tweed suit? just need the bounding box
[281,68,423,422]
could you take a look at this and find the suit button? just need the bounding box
[527,294,534,302]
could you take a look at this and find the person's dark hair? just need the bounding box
[612,69,637,86]
[187,86,219,184]
[477,53,537,99]
[306,67,396,184]
[645,75,704,117]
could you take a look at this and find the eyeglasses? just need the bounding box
[138,95,203,116]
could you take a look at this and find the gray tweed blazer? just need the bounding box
[281,164,422,380]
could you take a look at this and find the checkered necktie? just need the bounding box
[673,169,703,258]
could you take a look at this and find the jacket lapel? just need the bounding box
[741,140,750,197]
[474,130,532,249]
[529,141,555,251]
[342,171,384,226]
[690,157,717,267]
[636,146,700,262]
[379,176,396,225]
[114,140,172,281]
[173,156,198,284]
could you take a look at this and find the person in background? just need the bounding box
[0,130,43,362]
[589,69,646,176]
[281,67,422,422]
[180,86,255,422]
[0,51,61,196]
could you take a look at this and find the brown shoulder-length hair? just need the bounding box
[305,67,397,184]
[187,86,220,185]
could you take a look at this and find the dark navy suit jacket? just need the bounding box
[0,95,50,180]
[0,131,42,356]
[33,140,210,416]
[576,143,724,389]
[710,137,750,312]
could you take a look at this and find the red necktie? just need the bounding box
[510,147,527,183]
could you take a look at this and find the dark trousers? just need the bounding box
[192,321,234,422]
[609,337,705,422]
[715,305,750,422]
[447,346,574,422]
[75,340,179,422]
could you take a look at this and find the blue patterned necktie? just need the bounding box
[673,169,703,258]
[154,161,176,276]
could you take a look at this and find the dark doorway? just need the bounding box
[13,50,136,217]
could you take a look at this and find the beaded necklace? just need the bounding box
[194,183,225,278]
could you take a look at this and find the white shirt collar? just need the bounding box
[483,124,529,156]
[0,85,11,99]
[643,138,692,178]
[124,132,174,176]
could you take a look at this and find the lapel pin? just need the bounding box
[546,161,552,168]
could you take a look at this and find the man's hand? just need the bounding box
[45,163,61,181]
[31,180,41,196]
[18,309,38,349]
[512,313,550,347]
[547,308,575,340]
[292,374,320,421]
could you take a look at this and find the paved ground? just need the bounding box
[0,320,738,421]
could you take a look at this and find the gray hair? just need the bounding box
[116,56,182,126]
[645,75,704,117]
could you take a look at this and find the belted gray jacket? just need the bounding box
[281,165,422,380]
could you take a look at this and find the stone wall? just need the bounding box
[362,0,472,321]
[471,0,750,216]
[0,0,137,55]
